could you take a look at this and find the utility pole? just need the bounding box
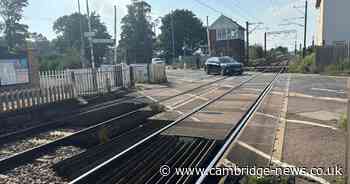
[295,40,297,56]
[264,32,267,57]
[86,0,95,69]
[78,0,85,68]
[347,79,350,184]
[114,5,118,64]
[303,0,308,58]
[207,16,211,56]
[246,21,249,65]
[171,10,176,64]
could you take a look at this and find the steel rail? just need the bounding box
[69,73,261,184]
[0,95,143,145]
[195,69,284,184]
[0,75,233,173]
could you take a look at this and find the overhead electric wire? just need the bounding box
[192,0,224,15]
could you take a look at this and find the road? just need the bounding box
[139,69,347,184]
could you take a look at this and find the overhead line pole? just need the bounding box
[86,0,97,92]
[207,16,211,56]
[86,0,95,69]
[264,32,267,57]
[114,5,118,64]
[246,21,249,65]
[303,0,308,58]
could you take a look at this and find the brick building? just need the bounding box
[208,15,245,63]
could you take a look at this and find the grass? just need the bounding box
[339,113,348,130]
[334,177,346,184]
[98,127,110,144]
[149,103,167,113]
[244,176,290,184]
[324,58,350,75]
[288,53,317,73]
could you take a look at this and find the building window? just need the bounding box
[216,29,240,40]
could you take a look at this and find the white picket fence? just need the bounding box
[0,63,165,113]
[0,84,75,113]
[131,64,167,83]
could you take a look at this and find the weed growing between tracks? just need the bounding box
[242,176,291,184]
[339,113,347,130]
[98,127,110,144]
[150,103,167,113]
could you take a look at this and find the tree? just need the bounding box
[270,46,289,56]
[249,45,264,59]
[159,9,207,60]
[53,12,112,67]
[0,0,29,51]
[118,0,153,64]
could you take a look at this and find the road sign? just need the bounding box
[92,39,115,44]
[84,32,96,37]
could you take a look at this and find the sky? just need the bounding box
[20,0,319,50]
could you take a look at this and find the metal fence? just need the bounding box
[131,64,167,83]
[316,42,350,71]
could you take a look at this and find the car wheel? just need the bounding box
[221,69,225,76]
[206,68,210,75]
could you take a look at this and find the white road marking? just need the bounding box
[173,110,201,122]
[286,119,338,130]
[272,74,290,160]
[311,88,346,94]
[171,87,219,110]
[256,112,339,131]
[289,92,347,103]
[236,141,331,184]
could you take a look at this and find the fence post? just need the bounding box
[106,74,111,93]
[147,64,151,83]
[92,68,98,94]
[70,71,77,98]
[129,65,135,88]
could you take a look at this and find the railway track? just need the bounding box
[0,75,233,175]
[64,70,283,184]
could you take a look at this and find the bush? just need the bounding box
[288,53,316,73]
[324,58,350,75]
[39,49,82,71]
[150,103,166,113]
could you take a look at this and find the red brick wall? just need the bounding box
[208,29,245,63]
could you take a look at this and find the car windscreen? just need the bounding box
[219,58,236,63]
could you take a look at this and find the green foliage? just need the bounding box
[288,53,316,73]
[324,58,350,75]
[150,103,166,113]
[38,49,82,71]
[0,0,29,50]
[334,177,345,184]
[98,127,110,144]
[269,46,289,57]
[159,9,207,60]
[249,45,264,60]
[339,113,347,130]
[53,12,112,67]
[245,176,289,184]
[118,0,153,64]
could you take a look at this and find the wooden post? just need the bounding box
[70,71,77,98]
